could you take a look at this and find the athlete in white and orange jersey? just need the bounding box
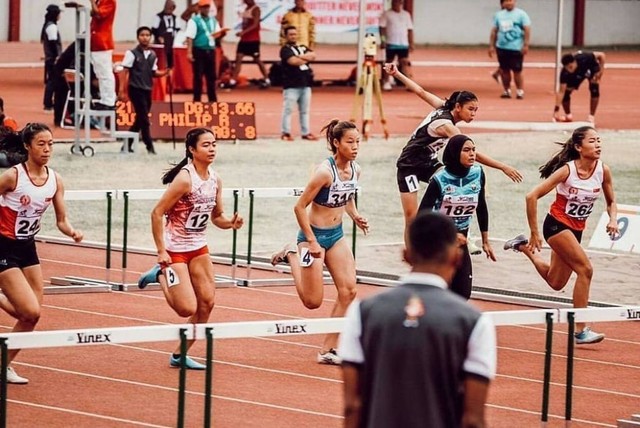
[0,123,82,384]
[138,127,243,370]
[504,126,618,345]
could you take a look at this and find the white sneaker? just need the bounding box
[6,366,28,384]
[503,234,528,252]
[317,348,341,365]
[270,243,296,266]
[574,327,605,344]
[382,81,392,91]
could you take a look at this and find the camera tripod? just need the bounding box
[351,55,389,140]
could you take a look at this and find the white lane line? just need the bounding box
[486,403,617,427]
[8,399,170,428]
[498,373,640,399]
[13,362,342,420]
[498,345,640,370]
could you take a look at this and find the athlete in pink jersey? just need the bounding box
[504,126,618,344]
[138,127,243,370]
[0,123,83,384]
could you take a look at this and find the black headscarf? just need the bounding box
[443,134,473,177]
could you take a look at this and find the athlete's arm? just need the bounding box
[602,164,619,238]
[553,82,568,119]
[488,27,497,58]
[417,179,441,212]
[345,165,368,235]
[294,164,333,257]
[0,168,17,196]
[211,175,243,230]
[522,25,531,55]
[475,151,523,183]
[525,165,569,252]
[462,377,490,428]
[52,172,83,243]
[383,63,444,109]
[477,171,496,261]
[593,51,606,82]
[150,170,190,265]
[342,363,363,428]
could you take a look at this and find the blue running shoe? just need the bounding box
[169,354,206,370]
[574,327,605,345]
[138,264,161,289]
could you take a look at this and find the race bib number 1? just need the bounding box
[299,247,314,268]
[405,175,419,193]
[164,267,180,287]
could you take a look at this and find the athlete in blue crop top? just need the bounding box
[271,119,369,365]
[419,135,497,300]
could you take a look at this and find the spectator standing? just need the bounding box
[379,0,414,91]
[339,211,496,428]
[118,26,171,155]
[488,0,531,100]
[280,26,317,141]
[90,0,117,109]
[152,0,180,68]
[553,51,605,125]
[0,98,18,133]
[228,0,270,89]
[185,0,228,102]
[279,0,315,50]
[41,4,63,111]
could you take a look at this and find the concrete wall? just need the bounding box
[3,0,640,46]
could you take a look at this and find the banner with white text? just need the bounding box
[232,0,385,33]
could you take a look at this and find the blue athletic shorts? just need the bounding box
[297,223,344,251]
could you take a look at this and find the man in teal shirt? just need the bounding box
[488,0,531,100]
[184,0,228,102]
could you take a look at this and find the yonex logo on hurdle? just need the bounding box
[274,323,307,334]
[75,332,112,344]
[626,308,640,320]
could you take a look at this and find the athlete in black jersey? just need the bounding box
[384,63,523,247]
[553,51,605,125]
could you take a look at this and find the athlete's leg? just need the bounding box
[513,70,524,91]
[285,244,327,309]
[400,191,418,248]
[158,262,197,317]
[322,238,357,353]
[0,266,43,364]
[546,232,593,333]
[518,243,573,290]
[588,80,600,115]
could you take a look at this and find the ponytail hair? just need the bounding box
[320,119,357,154]
[161,127,213,184]
[538,126,595,178]
[442,90,478,111]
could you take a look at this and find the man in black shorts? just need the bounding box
[553,50,605,125]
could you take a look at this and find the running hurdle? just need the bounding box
[1,306,638,427]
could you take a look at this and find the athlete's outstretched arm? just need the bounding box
[383,63,444,109]
[211,175,243,230]
[475,151,523,183]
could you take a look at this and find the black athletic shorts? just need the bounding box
[496,47,524,72]
[542,214,583,243]
[237,41,261,58]
[385,48,409,63]
[397,162,443,193]
[0,234,40,273]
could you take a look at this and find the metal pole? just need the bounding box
[554,0,565,93]
[231,190,239,281]
[246,190,254,279]
[106,191,113,284]
[177,328,188,428]
[0,338,8,428]
[565,311,575,426]
[356,0,367,85]
[83,6,92,149]
[122,191,129,286]
[204,327,214,428]
[352,191,358,259]
[541,312,554,425]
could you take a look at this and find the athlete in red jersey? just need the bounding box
[0,123,82,384]
[138,127,243,370]
[504,126,618,345]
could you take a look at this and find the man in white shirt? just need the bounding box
[339,211,496,428]
[379,0,414,91]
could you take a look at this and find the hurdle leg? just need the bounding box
[106,191,113,285]
[121,191,129,286]
[246,190,255,281]
[565,311,575,427]
[204,327,214,428]
[177,328,188,428]
[231,190,239,282]
[0,338,7,428]
[541,311,554,426]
